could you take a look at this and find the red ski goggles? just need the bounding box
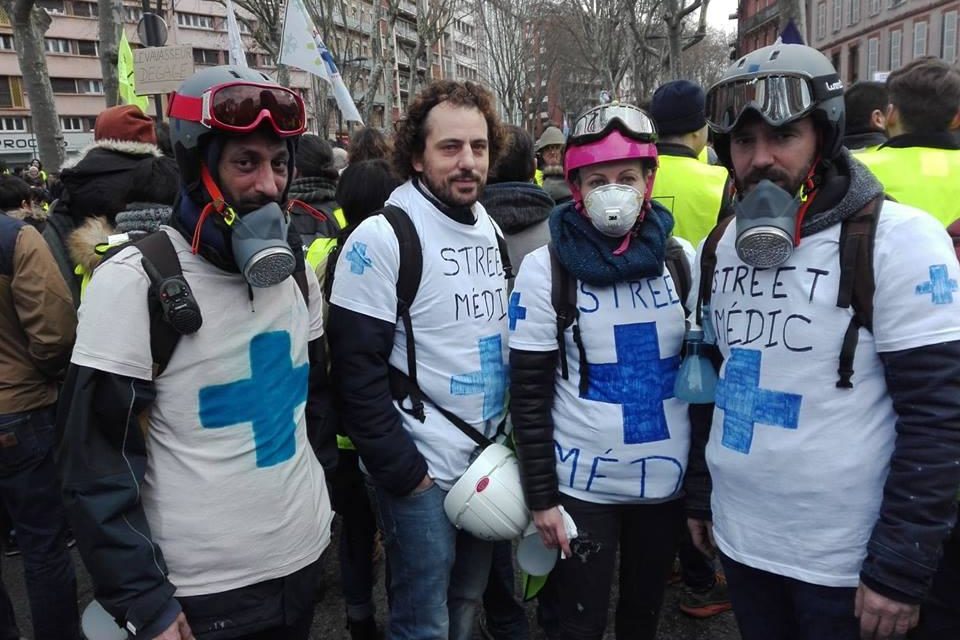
[168,81,307,136]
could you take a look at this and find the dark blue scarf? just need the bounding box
[548,200,674,286]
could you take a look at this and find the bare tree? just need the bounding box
[98,0,122,108]
[0,0,64,170]
[681,26,732,89]
[662,0,710,79]
[475,0,532,125]
[403,0,471,98]
[555,0,633,99]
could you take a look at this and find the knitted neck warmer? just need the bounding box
[549,200,674,286]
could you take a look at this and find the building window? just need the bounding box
[817,3,827,40]
[0,117,26,132]
[60,116,95,131]
[177,12,213,29]
[914,21,927,57]
[0,34,12,50]
[245,51,258,67]
[890,29,902,70]
[44,38,71,54]
[869,0,880,15]
[36,0,64,13]
[0,76,24,108]
[833,0,842,32]
[193,48,219,65]
[848,0,860,25]
[70,1,95,17]
[50,77,77,93]
[123,6,141,22]
[76,40,98,56]
[848,44,860,83]
[867,37,879,79]
[78,79,103,94]
[944,11,958,63]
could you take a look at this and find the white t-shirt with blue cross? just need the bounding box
[697,200,960,588]
[71,227,332,596]
[508,243,693,505]
[329,180,510,490]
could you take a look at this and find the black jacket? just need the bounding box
[510,349,561,510]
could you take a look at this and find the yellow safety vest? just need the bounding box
[857,146,960,227]
[304,206,356,451]
[304,207,348,270]
[534,169,544,186]
[652,154,729,246]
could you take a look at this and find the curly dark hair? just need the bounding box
[348,127,392,164]
[392,80,504,181]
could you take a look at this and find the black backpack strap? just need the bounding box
[835,195,882,388]
[380,205,494,449]
[549,243,578,381]
[696,216,735,328]
[494,229,514,283]
[381,206,426,420]
[134,232,192,378]
[664,237,692,314]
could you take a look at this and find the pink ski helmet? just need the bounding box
[564,102,659,206]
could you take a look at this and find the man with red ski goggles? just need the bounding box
[168,80,307,136]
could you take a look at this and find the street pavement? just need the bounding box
[0,521,740,639]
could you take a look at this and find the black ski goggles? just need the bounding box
[706,73,843,133]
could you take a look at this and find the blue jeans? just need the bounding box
[0,406,80,640]
[720,552,858,640]
[375,482,494,640]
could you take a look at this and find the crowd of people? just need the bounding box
[0,42,958,640]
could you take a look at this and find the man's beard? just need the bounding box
[422,169,485,208]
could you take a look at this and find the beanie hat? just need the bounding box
[650,80,707,136]
[536,126,566,152]
[94,105,157,145]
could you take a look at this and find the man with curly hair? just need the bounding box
[327,81,509,640]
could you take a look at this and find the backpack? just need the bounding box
[695,195,883,388]
[371,205,514,448]
[288,199,342,247]
[548,237,692,394]
[107,231,310,378]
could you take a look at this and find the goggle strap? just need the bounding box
[199,164,237,225]
[168,93,202,122]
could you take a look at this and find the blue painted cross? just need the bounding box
[199,331,309,468]
[450,334,509,421]
[580,322,679,445]
[346,241,373,275]
[915,264,958,305]
[715,348,802,454]
[507,291,527,331]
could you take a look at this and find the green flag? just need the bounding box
[118,30,149,112]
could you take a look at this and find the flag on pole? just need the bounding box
[279,0,363,123]
[226,0,247,68]
[118,30,149,112]
[780,19,805,45]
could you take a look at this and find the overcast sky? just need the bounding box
[707,0,739,34]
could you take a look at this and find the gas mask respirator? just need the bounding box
[582,184,644,237]
[734,179,802,268]
[230,202,296,288]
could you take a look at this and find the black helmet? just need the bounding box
[706,43,845,168]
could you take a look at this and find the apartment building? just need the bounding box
[0,0,486,166]
[736,0,958,86]
[811,0,957,84]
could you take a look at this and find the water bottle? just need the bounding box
[674,328,718,404]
